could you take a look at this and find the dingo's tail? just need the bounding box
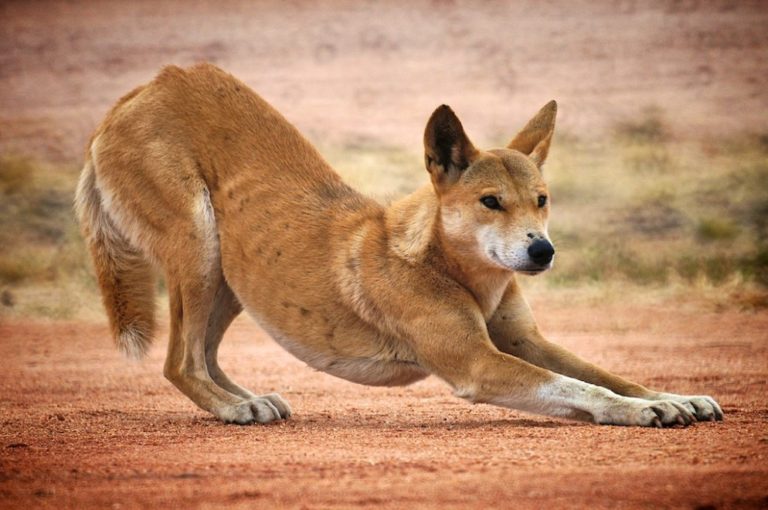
[75,156,155,359]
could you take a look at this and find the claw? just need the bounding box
[652,417,662,428]
[669,401,694,424]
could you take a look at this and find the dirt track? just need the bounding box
[2,302,767,509]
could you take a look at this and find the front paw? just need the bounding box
[596,397,696,427]
[653,393,723,422]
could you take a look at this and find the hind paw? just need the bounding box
[214,394,291,424]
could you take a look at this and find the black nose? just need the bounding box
[528,239,555,266]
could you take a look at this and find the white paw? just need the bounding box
[214,394,291,424]
[596,397,696,427]
[654,393,724,422]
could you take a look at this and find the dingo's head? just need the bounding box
[424,101,557,275]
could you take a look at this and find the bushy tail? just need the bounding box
[74,158,155,359]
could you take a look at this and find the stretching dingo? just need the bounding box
[75,64,722,426]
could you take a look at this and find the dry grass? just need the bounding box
[321,139,427,201]
[540,111,768,296]
[0,155,98,319]
[2,110,766,319]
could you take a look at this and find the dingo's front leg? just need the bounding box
[525,374,696,427]
[486,282,723,422]
[407,309,696,427]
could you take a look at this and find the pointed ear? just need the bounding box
[508,100,557,167]
[424,105,477,190]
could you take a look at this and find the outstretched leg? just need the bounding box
[406,309,697,427]
[487,283,723,421]
[203,277,291,418]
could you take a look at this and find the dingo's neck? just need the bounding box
[386,185,512,318]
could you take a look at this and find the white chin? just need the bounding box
[488,251,524,272]
[488,251,552,274]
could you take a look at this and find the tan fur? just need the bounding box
[75,64,722,426]
[75,155,155,359]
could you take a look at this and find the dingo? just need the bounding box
[75,64,722,426]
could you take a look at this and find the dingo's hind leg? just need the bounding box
[161,189,289,424]
[203,278,292,418]
[84,124,290,424]
[162,276,283,424]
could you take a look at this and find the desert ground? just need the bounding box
[1,1,768,508]
[2,303,767,509]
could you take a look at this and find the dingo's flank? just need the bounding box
[76,64,722,426]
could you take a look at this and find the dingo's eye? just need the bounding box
[538,195,548,208]
[480,196,503,210]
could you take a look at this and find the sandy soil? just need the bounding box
[1,302,767,509]
[2,0,767,163]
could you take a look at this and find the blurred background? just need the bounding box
[1,0,767,319]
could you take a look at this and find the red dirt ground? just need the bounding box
[1,302,767,509]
